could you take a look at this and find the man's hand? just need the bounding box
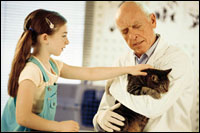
[97,103,125,132]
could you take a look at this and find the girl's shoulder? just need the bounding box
[25,61,43,74]
[18,61,43,87]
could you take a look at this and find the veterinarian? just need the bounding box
[93,1,195,132]
[1,9,152,132]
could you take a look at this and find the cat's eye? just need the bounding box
[151,75,158,83]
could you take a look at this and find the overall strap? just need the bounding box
[49,59,58,75]
[28,57,49,82]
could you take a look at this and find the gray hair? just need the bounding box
[135,1,152,15]
[119,1,152,18]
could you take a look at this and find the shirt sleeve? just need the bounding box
[18,62,42,87]
[110,47,195,119]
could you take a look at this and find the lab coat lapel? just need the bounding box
[147,36,169,66]
[126,50,136,66]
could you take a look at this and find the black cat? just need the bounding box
[108,68,172,132]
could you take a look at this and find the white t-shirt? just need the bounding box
[18,56,63,114]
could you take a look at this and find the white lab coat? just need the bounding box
[93,36,195,132]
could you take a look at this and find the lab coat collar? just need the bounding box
[147,35,169,65]
[130,34,169,66]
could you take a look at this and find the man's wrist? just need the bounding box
[95,123,105,132]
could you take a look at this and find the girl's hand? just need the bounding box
[58,120,80,132]
[128,64,153,76]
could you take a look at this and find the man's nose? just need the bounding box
[127,34,138,45]
[128,32,138,40]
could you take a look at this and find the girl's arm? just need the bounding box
[60,63,152,80]
[16,80,60,131]
[16,80,79,132]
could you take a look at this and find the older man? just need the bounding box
[93,1,195,132]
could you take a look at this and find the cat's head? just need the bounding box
[141,68,172,93]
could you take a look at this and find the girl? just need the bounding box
[1,9,152,132]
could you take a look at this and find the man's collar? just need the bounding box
[145,34,160,57]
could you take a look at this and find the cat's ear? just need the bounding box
[164,68,172,75]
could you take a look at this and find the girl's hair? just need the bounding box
[8,9,67,97]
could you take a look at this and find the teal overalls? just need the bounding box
[1,57,58,131]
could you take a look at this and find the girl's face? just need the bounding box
[47,24,69,56]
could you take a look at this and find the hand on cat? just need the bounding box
[97,103,125,132]
[128,64,153,76]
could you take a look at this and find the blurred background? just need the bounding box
[1,1,199,132]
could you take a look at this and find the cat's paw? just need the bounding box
[141,87,150,94]
[151,91,161,99]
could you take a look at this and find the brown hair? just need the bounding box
[8,9,67,97]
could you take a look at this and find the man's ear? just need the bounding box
[150,13,156,28]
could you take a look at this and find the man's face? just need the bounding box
[116,3,156,57]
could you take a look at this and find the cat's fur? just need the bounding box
[106,68,172,132]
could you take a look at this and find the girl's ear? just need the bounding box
[42,33,48,43]
[38,33,49,45]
